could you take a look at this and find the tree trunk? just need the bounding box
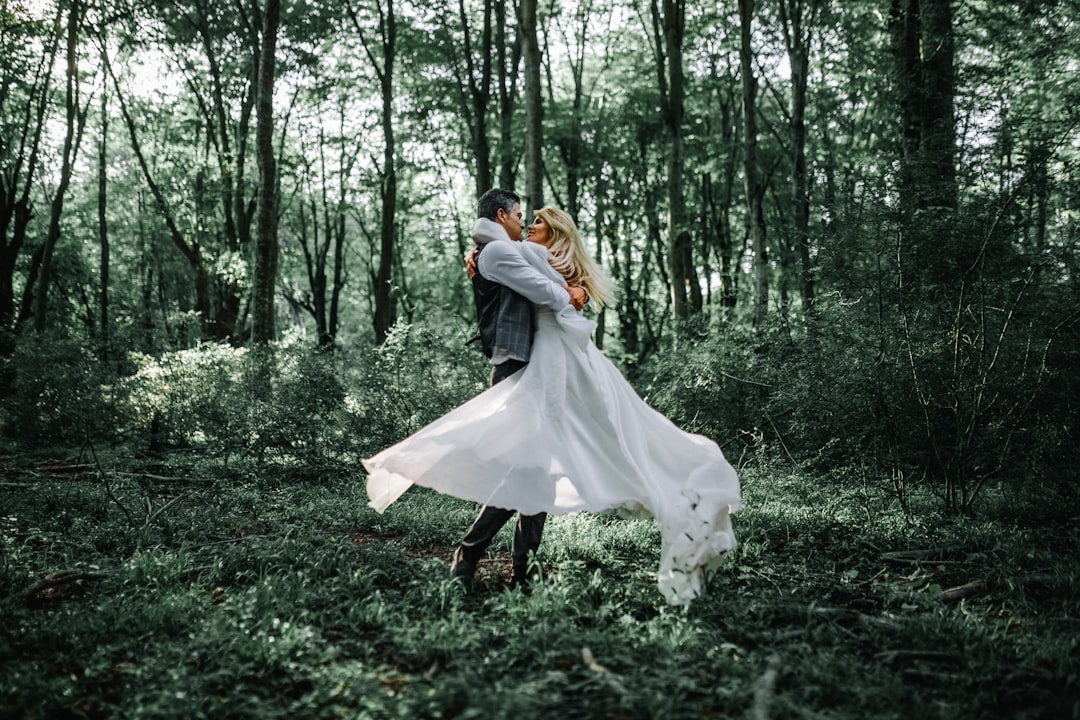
[456,0,492,198]
[345,0,398,344]
[889,0,957,298]
[519,0,543,216]
[98,59,109,354]
[890,0,957,214]
[160,0,260,341]
[374,3,398,344]
[35,0,83,333]
[704,75,738,311]
[552,2,594,219]
[739,0,769,328]
[592,170,607,351]
[344,0,398,344]
[250,0,281,345]
[329,198,346,344]
[495,0,521,190]
[780,0,817,314]
[920,0,956,212]
[890,0,921,212]
[656,0,699,319]
[0,8,59,354]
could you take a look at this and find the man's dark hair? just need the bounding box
[478,188,520,220]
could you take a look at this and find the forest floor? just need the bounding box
[1,449,1077,719]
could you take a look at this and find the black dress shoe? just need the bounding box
[509,571,533,594]
[450,563,475,590]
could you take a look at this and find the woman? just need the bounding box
[363,207,741,604]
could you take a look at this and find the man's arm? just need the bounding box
[477,242,582,311]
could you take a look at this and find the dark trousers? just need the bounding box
[452,358,545,581]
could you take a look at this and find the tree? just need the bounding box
[441,0,494,200]
[778,0,820,314]
[0,3,61,353]
[282,93,357,348]
[140,0,263,340]
[890,0,957,216]
[650,0,700,319]
[97,42,109,353]
[250,0,280,345]
[104,51,215,335]
[34,0,90,333]
[495,0,521,190]
[519,0,543,215]
[738,0,769,327]
[346,0,397,345]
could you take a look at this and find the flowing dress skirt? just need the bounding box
[363,307,742,604]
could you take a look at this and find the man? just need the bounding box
[450,188,586,589]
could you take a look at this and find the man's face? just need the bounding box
[497,203,524,241]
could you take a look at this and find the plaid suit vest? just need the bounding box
[472,243,534,360]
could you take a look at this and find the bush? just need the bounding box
[339,320,489,459]
[1,332,118,443]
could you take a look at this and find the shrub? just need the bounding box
[340,320,488,459]
[1,332,118,443]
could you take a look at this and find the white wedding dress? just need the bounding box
[363,242,741,605]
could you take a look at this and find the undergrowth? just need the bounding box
[1,453,1077,719]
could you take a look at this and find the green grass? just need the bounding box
[1,454,1077,719]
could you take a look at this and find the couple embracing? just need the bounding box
[363,188,741,605]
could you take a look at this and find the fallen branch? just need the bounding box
[143,492,191,529]
[87,440,136,530]
[35,462,95,474]
[882,557,971,566]
[881,546,967,562]
[22,569,110,603]
[877,649,960,664]
[811,605,904,631]
[114,471,208,484]
[941,580,987,602]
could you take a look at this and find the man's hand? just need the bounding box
[565,286,587,311]
[464,248,479,279]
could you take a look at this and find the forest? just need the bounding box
[2,0,1078,717]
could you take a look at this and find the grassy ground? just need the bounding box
[1,451,1077,719]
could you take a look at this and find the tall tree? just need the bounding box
[138,0,262,340]
[97,43,109,352]
[779,0,820,314]
[890,0,957,214]
[442,0,493,199]
[739,0,769,327]
[495,0,521,190]
[282,98,356,348]
[0,4,61,353]
[651,0,700,318]
[519,0,543,216]
[34,0,88,333]
[346,0,398,344]
[184,0,259,339]
[250,0,281,344]
[703,58,739,309]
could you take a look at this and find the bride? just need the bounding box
[363,206,741,605]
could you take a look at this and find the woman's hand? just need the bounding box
[564,286,587,310]
[464,248,479,279]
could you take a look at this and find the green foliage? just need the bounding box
[117,340,249,450]
[1,332,118,442]
[2,318,489,477]
[1,464,1077,719]
[632,322,765,472]
[340,320,489,459]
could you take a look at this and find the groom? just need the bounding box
[450,188,586,589]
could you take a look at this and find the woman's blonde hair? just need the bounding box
[534,206,616,309]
